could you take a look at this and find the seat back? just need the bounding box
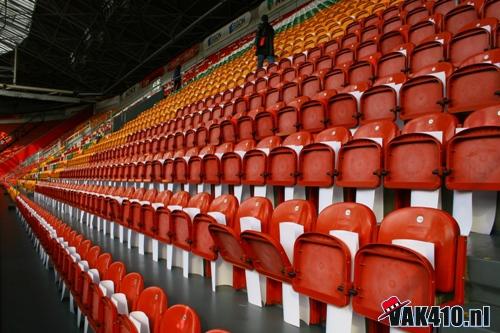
[103,261,126,291]
[158,305,201,333]
[206,194,239,228]
[155,190,173,205]
[142,189,158,203]
[327,93,359,128]
[448,63,500,114]
[464,105,500,127]
[135,287,168,333]
[400,62,453,120]
[241,136,281,185]
[235,197,273,234]
[170,191,190,207]
[187,192,212,213]
[95,253,112,276]
[378,207,460,292]
[269,199,316,241]
[446,126,500,190]
[353,120,399,142]
[119,272,145,311]
[316,202,377,246]
[86,245,101,267]
[402,112,458,144]
[449,19,496,66]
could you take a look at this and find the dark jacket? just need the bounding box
[255,22,275,56]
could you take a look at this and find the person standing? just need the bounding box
[255,15,275,69]
[173,64,182,91]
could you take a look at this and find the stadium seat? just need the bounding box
[337,120,399,189]
[171,192,212,253]
[88,261,127,330]
[352,207,466,331]
[188,145,215,185]
[449,18,498,67]
[292,202,376,305]
[400,62,454,120]
[410,32,451,73]
[191,194,239,261]
[384,113,458,190]
[240,199,316,296]
[444,3,480,34]
[297,127,351,187]
[446,126,500,190]
[241,136,281,186]
[267,131,313,187]
[447,59,500,114]
[359,74,406,124]
[153,191,190,245]
[220,139,256,185]
[376,43,413,79]
[325,83,369,128]
[464,104,500,127]
[158,305,201,333]
[118,287,167,333]
[408,14,442,45]
[208,196,273,272]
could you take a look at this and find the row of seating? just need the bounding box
[15,193,228,333]
[34,182,467,332]
[60,107,500,195]
[116,52,499,161]
[117,0,500,146]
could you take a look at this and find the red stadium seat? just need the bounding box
[359,74,406,124]
[220,139,256,185]
[158,305,201,333]
[171,193,212,252]
[208,196,273,271]
[241,200,316,301]
[297,127,351,187]
[155,191,190,245]
[191,194,239,261]
[446,126,500,190]
[292,202,377,305]
[447,61,500,114]
[400,62,454,120]
[384,113,458,190]
[88,261,127,329]
[352,207,465,332]
[444,4,480,34]
[337,120,399,189]
[118,287,167,333]
[202,143,234,185]
[241,136,282,186]
[102,272,144,333]
[464,104,500,127]
[449,18,497,67]
[267,132,313,187]
[410,32,451,73]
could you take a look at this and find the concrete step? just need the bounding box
[467,233,500,307]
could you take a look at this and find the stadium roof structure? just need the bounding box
[0,0,262,98]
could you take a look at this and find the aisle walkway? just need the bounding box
[0,193,80,333]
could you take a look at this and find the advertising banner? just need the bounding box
[204,11,252,49]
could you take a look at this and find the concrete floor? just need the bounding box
[1,193,81,333]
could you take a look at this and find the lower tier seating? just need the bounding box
[33,180,470,332]
[15,193,227,333]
